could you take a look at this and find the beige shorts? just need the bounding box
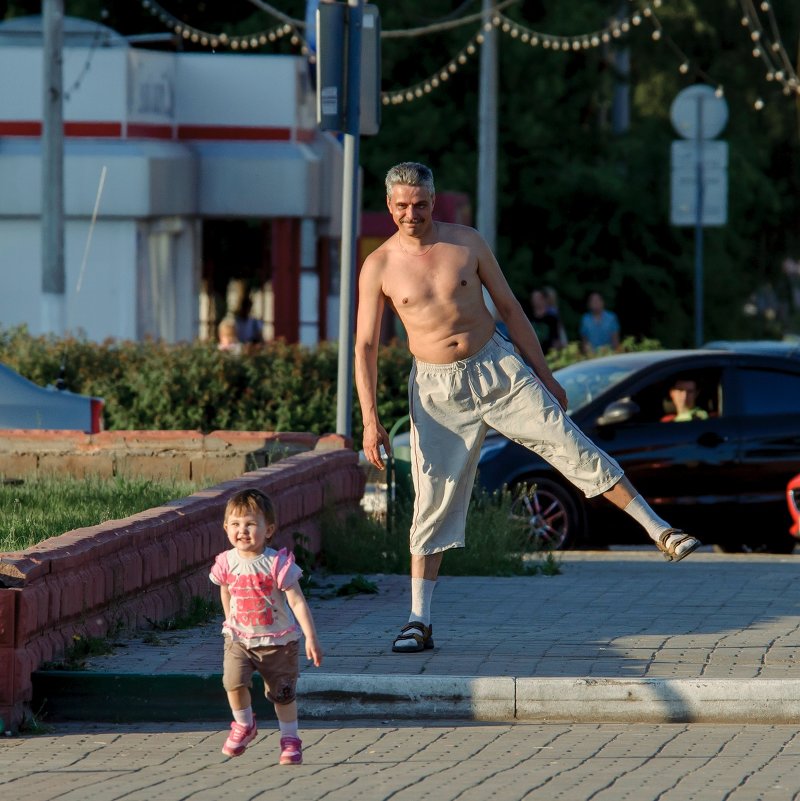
[222,638,299,705]
[408,332,623,555]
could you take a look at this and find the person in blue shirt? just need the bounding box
[580,291,620,354]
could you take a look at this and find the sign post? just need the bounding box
[670,85,729,347]
[316,2,381,437]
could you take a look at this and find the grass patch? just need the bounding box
[145,596,222,632]
[42,632,117,671]
[321,487,560,577]
[0,475,201,552]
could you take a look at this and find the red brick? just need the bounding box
[189,455,245,484]
[0,554,48,586]
[0,454,38,479]
[95,430,205,450]
[314,433,351,451]
[15,585,48,643]
[117,454,191,481]
[173,530,198,572]
[0,430,87,452]
[58,574,86,619]
[119,550,143,594]
[0,591,15,647]
[38,454,114,479]
[0,647,13,704]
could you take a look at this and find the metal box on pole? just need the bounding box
[316,2,346,131]
[316,2,380,136]
[359,4,381,136]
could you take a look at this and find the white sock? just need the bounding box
[623,495,671,543]
[233,707,253,727]
[279,718,299,739]
[409,577,436,627]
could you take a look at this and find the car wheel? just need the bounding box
[508,477,582,551]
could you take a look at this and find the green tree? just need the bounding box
[4,1,798,344]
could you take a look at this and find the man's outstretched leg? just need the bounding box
[603,477,701,561]
[392,552,442,652]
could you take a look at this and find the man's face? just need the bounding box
[669,380,698,413]
[387,184,434,236]
[588,293,604,313]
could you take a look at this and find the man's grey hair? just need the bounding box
[385,162,435,198]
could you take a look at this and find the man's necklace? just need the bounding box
[398,237,436,257]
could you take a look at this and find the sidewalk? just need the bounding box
[32,549,800,724]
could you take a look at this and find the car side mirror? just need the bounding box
[596,399,640,427]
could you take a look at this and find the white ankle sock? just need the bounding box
[623,495,671,543]
[409,577,436,627]
[233,707,253,727]
[279,719,299,739]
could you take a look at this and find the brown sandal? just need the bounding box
[657,528,701,562]
[392,622,434,653]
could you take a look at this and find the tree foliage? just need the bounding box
[3,0,798,345]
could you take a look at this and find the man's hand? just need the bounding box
[362,421,392,469]
[543,375,568,411]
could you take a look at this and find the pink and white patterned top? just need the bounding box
[209,547,303,647]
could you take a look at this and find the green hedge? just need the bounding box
[0,326,660,443]
[0,326,412,442]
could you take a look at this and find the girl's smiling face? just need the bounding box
[223,508,275,558]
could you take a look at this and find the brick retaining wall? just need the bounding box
[0,441,366,732]
[0,429,344,485]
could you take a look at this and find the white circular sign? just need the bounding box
[670,84,728,140]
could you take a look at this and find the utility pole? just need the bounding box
[477,0,498,317]
[42,0,65,335]
[335,0,363,438]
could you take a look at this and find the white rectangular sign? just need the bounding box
[670,140,728,227]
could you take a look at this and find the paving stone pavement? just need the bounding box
[12,549,800,799]
[4,720,800,801]
[82,550,800,681]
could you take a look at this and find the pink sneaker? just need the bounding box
[279,735,303,765]
[221,718,258,757]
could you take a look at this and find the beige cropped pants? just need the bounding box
[408,332,624,555]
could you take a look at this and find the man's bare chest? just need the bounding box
[385,259,479,310]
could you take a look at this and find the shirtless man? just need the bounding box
[355,162,701,654]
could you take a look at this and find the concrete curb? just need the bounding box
[299,674,516,721]
[32,671,800,724]
[514,678,800,723]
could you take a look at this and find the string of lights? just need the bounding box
[739,0,800,100]
[383,2,654,105]
[136,1,798,111]
[639,2,725,99]
[139,0,305,53]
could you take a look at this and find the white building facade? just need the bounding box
[0,16,344,344]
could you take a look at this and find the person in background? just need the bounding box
[661,378,709,422]
[543,286,568,349]
[529,288,562,355]
[218,317,242,354]
[580,290,620,354]
[234,295,264,345]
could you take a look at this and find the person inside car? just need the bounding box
[661,378,709,422]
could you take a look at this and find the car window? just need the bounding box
[554,361,638,414]
[737,368,800,415]
[625,369,723,424]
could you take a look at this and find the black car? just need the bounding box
[471,348,800,553]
